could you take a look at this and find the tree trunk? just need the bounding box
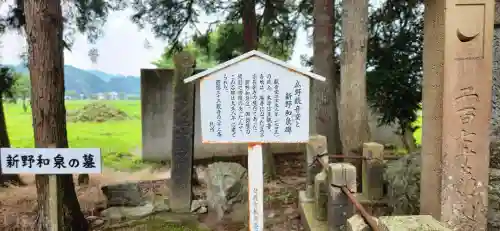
[242,0,258,51]
[24,0,88,230]
[401,125,417,153]
[339,0,371,154]
[242,0,276,180]
[0,97,24,187]
[312,0,342,154]
[77,174,89,185]
[22,95,27,112]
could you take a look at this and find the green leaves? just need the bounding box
[366,0,423,132]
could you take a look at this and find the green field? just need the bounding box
[4,100,144,170]
[4,100,423,169]
[413,115,423,145]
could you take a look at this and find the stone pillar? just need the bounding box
[328,163,356,231]
[421,0,494,230]
[140,69,174,161]
[306,135,328,200]
[420,0,445,219]
[361,142,384,200]
[170,52,196,212]
[493,18,500,133]
[314,155,329,221]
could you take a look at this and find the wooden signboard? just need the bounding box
[184,50,325,231]
[0,147,101,231]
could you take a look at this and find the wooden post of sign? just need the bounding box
[248,144,264,231]
[248,143,264,231]
[421,0,494,229]
[47,144,62,231]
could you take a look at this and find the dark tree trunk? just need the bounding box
[242,0,276,180]
[313,0,342,153]
[339,0,371,153]
[0,98,24,187]
[24,0,88,230]
[400,124,417,153]
[242,0,258,51]
[22,96,28,112]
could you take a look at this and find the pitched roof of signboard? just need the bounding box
[183,50,326,83]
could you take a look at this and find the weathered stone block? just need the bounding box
[298,191,328,231]
[101,182,146,207]
[347,214,379,231]
[306,135,328,199]
[314,171,328,221]
[378,215,451,231]
[204,162,248,222]
[328,163,357,231]
[362,142,384,200]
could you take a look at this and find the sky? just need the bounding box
[0,7,312,77]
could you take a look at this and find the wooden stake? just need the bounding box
[47,144,61,231]
[248,143,264,231]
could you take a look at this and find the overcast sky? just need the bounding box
[0,7,312,76]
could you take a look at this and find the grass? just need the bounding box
[4,100,144,170]
[413,114,423,146]
[102,217,208,231]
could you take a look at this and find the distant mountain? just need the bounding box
[7,64,140,95]
[87,70,138,82]
[87,70,116,82]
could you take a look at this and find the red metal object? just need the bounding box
[328,154,401,161]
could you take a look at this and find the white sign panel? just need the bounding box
[248,144,264,231]
[199,57,310,143]
[0,148,102,174]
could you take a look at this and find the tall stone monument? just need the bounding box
[421,0,494,230]
[492,2,500,139]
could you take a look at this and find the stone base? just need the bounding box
[378,215,452,231]
[298,191,328,231]
[347,214,379,231]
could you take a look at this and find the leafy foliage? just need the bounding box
[152,40,217,69]
[0,0,125,62]
[298,0,423,133]
[130,0,202,54]
[154,19,297,69]
[11,73,30,99]
[132,0,298,60]
[366,0,423,132]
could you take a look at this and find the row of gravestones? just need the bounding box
[298,135,454,231]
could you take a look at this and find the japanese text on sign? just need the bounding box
[0,148,101,174]
[200,68,309,143]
